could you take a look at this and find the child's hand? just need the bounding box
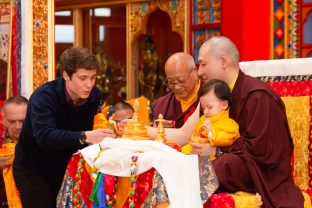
[202,119,211,132]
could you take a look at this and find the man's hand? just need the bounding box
[85,129,115,144]
[0,155,14,169]
[190,142,217,156]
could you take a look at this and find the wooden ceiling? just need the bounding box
[55,0,152,10]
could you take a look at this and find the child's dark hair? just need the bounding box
[113,101,134,112]
[107,101,134,119]
[199,79,232,108]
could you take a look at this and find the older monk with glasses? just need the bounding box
[152,52,201,131]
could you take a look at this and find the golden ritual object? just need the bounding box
[190,126,209,144]
[121,99,150,140]
[108,114,122,138]
[155,114,167,144]
[190,136,209,144]
[190,118,209,144]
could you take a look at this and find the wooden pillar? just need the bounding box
[221,0,271,61]
[83,9,92,51]
[73,8,83,47]
[126,4,136,99]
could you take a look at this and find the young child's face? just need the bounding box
[113,109,134,134]
[200,90,229,117]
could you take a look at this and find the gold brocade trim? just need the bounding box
[303,191,312,208]
[33,0,48,90]
[257,75,312,82]
[230,192,262,208]
[282,96,310,190]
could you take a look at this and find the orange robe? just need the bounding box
[0,142,22,208]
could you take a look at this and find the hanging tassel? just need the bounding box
[91,172,107,208]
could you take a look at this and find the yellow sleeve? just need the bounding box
[181,144,193,155]
[182,116,209,155]
[193,116,208,137]
[93,113,109,129]
[209,118,240,147]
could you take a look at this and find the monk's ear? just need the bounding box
[221,100,229,110]
[221,55,229,68]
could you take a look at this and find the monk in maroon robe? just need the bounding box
[152,52,201,128]
[146,36,304,208]
[190,36,304,208]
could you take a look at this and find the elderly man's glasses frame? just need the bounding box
[164,68,194,87]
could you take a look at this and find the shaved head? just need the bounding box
[164,52,199,101]
[198,36,240,84]
[3,96,28,140]
[165,52,195,74]
[200,36,240,67]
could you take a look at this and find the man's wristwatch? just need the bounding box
[79,131,88,145]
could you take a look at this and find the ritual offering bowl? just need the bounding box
[121,99,150,140]
[121,117,150,140]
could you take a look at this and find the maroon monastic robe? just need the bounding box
[212,70,304,207]
[152,91,199,128]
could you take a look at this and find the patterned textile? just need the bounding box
[230,192,262,208]
[281,96,310,190]
[268,80,312,190]
[143,155,219,206]
[258,75,312,82]
[57,153,155,208]
[142,172,169,207]
[0,0,21,96]
[204,193,235,208]
[57,153,92,208]
[9,0,21,96]
[272,0,300,59]
[268,80,312,96]
[303,191,312,208]
[122,168,155,208]
[207,76,312,207]
[0,1,10,62]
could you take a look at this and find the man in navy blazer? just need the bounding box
[13,47,115,208]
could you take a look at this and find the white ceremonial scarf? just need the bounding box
[80,138,203,208]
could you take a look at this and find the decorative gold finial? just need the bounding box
[121,99,150,140]
[155,114,166,144]
[132,99,139,122]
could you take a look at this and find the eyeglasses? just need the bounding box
[164,68,194,88]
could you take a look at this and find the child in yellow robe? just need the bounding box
[182,79,240,154]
